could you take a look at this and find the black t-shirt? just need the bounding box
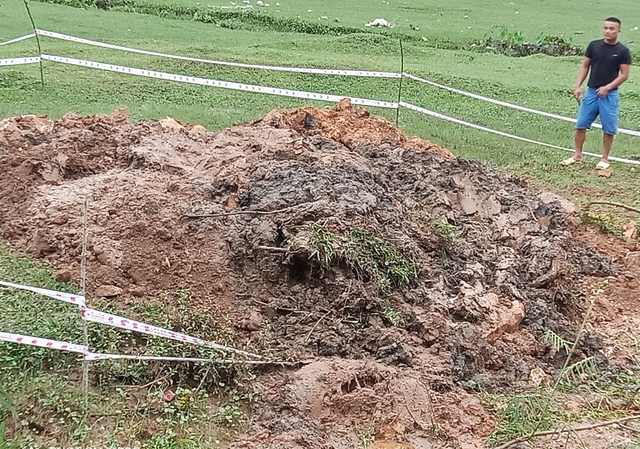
[585,39,632,89]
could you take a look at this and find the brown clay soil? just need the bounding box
[1,99,640,448]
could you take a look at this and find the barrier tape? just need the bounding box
[36,29,401,79]
[0,331,269,364]
[0,34,36,46]
[400,101,640,165]
[81,307,262,359]
[0,280,86,306]
[84,353,278,364]
[0,330,88,354]
[403,73,640,138]
[41,54,398,109]
[0,56,41,67]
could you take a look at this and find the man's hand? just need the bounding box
[596,86,611,98]
[573,86,583,101]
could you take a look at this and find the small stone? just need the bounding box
[457,192,478,215]
[538,191,577,214]
[159,117,183,130]
[53,269,73,283]
[190,124,207,135]
[94,284,123,298]
[237,310,263,331]
[626,252,640,268]
[484,298,525,343]
[111,108,129,124]
[597,168,613,178]
[623,221,638,240]
[129,286,147,297]
[529,366,550,386]
[51,213,69,225]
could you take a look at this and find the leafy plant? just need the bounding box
[379,301,400,326]
[428,217,460,246]
[542,329,572,354]
[484,392,558,446]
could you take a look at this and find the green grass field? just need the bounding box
[2,1,640,447]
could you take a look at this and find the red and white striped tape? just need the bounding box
[36,29,401,79]
[400,101,640,165]
[41,54,398,109]
[0,56,41,67]
[84,352,275,364]
[0,280,86,306]
[403,72,640,138]
[0,331,270,364]
[81,307,262,359]
[0,33,36,46]
[0,330,88,354]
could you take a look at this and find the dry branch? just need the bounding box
[494,414,640,449]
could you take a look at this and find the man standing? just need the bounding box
[562,17,631,169]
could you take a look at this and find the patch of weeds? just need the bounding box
[616,438,640,449]
[216,401,245,428]
[428,217,460,247]
[301,223,417,291]
[379,300,400,326]
[476,26,582,57]
[89,287,242,389]
[483,391,559,447]
[579,210,623,236]
[342,228,417,289]
[356,430,375,448]
[159,387,210,427]
[309,222,337,269]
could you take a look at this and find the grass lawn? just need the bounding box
[131,0,640,53]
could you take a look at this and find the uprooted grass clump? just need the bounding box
[302,222,417,291]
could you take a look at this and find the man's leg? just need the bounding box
[600,90,619,164]
[602,133,614,162]
[574,128,587,160]
[566,88,598,164]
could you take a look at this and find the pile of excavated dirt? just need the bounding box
[0,100,621,448]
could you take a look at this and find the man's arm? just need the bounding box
[574,57,591,100]
[597,64,630,97]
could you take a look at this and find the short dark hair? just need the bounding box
[605,17,621,26]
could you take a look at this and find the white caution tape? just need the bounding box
[85,352,277,364]
[404,72,640,138]
[0,280,86,306]
[81,307,262,359]
[400,101,640,165]
[36,29,401,79]
[41,54,398,109]
[85,353,214,362]
[0,330,88,354]
[0,331,268,364]
[0,33,36,46]
[0,56,41,67]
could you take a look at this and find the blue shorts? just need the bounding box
[576,87,619,135]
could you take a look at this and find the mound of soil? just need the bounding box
[0,100,617,448]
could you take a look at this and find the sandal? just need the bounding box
[596,161,610,170]
[561,156,582,166]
